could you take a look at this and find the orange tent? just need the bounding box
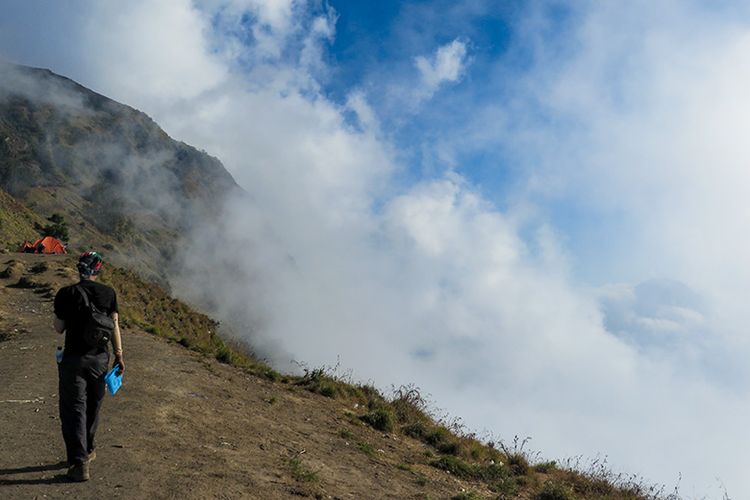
[17,241,36,253]
[17,236,67,254]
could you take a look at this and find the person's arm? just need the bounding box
[53,317,65,334]
[111,312,124,375]
[53,288,66,334]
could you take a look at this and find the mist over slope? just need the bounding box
[0,62,238,279]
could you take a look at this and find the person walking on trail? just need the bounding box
[53,251,124,482]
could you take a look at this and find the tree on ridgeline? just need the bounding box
[35,213,69,241]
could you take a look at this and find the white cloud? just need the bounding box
[599,279,708,353]
[438,2,750,493]
[233,0,296,60]
[345,90,378,132]
[299,6,337,77]
[199,0,297,60]
[172,4,750,493]
[82,0,227,106]
[5,1,750,496]
[414,39,468,99]
[251,0,295,30]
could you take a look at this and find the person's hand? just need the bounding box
[113,353,125,376]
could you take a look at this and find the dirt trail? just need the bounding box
[0,254,478,499]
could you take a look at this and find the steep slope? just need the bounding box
[0,254,512,499]
[0,187,45,245]
[0,63,239,280]
[0,255,655,500]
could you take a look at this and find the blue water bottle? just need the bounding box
[56,346,64,363]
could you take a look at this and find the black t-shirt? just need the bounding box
[54,280,118,356]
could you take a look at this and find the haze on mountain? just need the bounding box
[0,62,237,282]
[3,1,750,497]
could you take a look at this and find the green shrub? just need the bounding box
[403,421,428,439]
[144,325,161,335]
[35,213,69,241]
[431,455,512,487]
[391,385,430,423]
[297,367,343,398]
[360,407,395,432]
[215,347,233,364]
[534,461,557,473]
[488,477,520,496]
[360,384,387,407]
[508,453,530,475]
[536,481,574,500]
[405,423,461,455]
[288,457,319,483]
[436,439,461,456]
[358,442,376,457]
[451,492,482,500]
[425,426,451,446]
[431,456,474,479]
[319,383,337,398]
[338,428,354,440]
[478,463,511,483]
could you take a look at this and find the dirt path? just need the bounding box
[0,254,479,500]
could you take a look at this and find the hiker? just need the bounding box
[53,251,124,482]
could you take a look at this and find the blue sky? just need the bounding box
[312,1,623,283]
[5,1,750,495]
[315,0,748,286]
[325,1,518,177]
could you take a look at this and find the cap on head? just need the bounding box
[78,251,103,279]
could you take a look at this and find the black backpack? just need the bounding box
[75,285,114,349]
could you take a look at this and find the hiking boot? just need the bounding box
[66,462,90,482]
[86,450,96,463]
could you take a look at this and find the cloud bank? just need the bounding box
[4,1,750,496]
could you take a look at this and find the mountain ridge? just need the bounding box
[0,62,239,281]
[0,64,660,499]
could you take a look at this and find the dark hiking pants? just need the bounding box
[58,351,109,465]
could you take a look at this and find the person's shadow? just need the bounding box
[0,461,69,485]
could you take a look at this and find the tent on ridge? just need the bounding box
[17,242,36,253]
[17,236,67,254]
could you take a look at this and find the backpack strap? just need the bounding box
[75,284,92,310]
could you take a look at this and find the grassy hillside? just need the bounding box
[0,188,44,249]
[23,185,180,283]
[0,64,237,208]
[0,183,173,282]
